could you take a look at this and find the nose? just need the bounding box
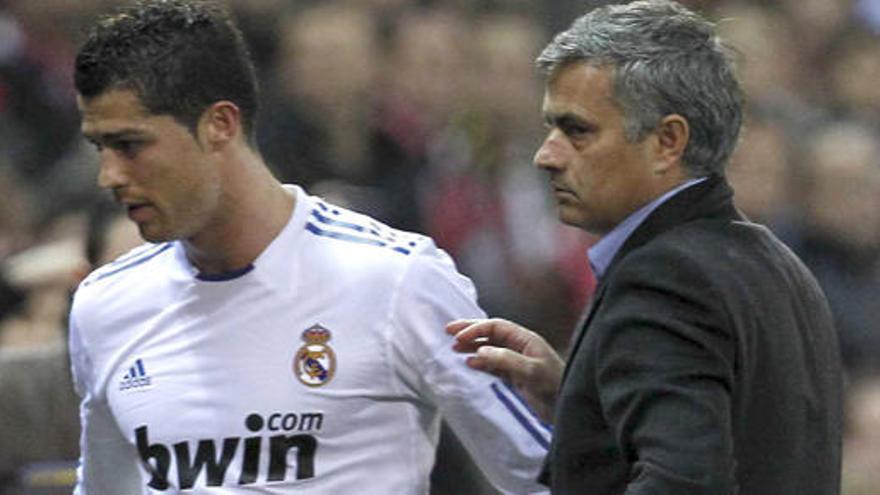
[534,130,567,171]
[97,150,128,190]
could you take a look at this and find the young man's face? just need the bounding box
[79,89,222,243]
[534,63,659,236]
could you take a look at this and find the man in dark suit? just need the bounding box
[448,1,843,493]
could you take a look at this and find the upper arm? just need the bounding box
[390,246,550,494]
[389,244,485,390]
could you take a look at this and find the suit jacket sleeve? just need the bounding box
[594,243,738,494]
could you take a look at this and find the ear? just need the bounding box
[197,101,242,150]
[652,114,689,175]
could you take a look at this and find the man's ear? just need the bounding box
[653,114,689,175]
[197,101,242,149]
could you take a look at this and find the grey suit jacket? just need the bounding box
[542,176,842,494]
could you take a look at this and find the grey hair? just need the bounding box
[537,0,743,177]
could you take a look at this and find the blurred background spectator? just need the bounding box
[1,0,879,493]
[791,121,880,375]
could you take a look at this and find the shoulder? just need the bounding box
[624,217,779,274]
[589,222,749,364]
[601,220,756,311]
[72,241,175,316]
[607,218,808,314]
[293,193,475,307]
[80,242,174,288]
[297,194,451,276]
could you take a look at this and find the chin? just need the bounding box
[556,206,587,228]
[556,210,606,236]
[137,225,177,243]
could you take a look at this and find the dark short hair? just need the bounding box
[538,0,743,177]
[75,0,259,143]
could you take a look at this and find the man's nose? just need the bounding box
[97,150,128,190]
[534,130,568,171]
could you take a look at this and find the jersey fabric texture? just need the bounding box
[68,186,550,494]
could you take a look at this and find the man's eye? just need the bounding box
[114,140,142,156]
[563,124,589,137]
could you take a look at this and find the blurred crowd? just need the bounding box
[0,0,879,493]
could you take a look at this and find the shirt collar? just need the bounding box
[588,177,706,279]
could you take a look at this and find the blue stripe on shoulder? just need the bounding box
[109,242,157,266]
[304,222,411,255]
[491,382,551,450]
[85,243,174,285]
[310,209,382,237]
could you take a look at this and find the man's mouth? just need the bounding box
[552,184,575,198]
[123,202,153,222]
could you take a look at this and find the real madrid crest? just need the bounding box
[294,324,337,387]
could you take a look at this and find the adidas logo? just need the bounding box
[120,358,153,391]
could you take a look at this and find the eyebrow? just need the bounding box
[82,129,147,144]
[543,111,593,129]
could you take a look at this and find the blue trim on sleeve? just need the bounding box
[501,382,553,433]
[491,382,551,450]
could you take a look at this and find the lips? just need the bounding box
[125,204,147,221]
[120,199,146,211]
[552,183,576,198]
[119,200,154,223]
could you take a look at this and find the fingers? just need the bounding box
[449,319,564,419]
[446,319,480,335]
[446,319,494,353]
[464,345,528,382]
[446,318,533,353]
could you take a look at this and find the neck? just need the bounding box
[184,147,296,275]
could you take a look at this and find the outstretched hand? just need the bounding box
[447,318,564,423]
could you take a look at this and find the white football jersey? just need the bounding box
[69,186,550,494]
